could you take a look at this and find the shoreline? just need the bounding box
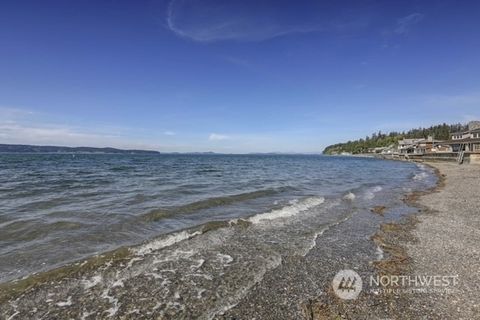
[306,161,479,319]
[401,162,480,318]
[296,161,445,319]
[0,159,458,319]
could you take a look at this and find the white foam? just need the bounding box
[126,257,143,268]
[416,163,427,170]
[375,246,384,260]
[343,192,356,201]
[56,296,72,307]
[81,275,102,290]
[304,229,327,256]
[112,279,124,288]
[364,186,383,200]
[101,289,119,317]
[190,259,205,270]
[196,288,206,299]
[413,172,429,181]
[216,253,233,265]
[6,312,19,320]
[303,214,352,256]
[134,230,202,256]
[145,272,163,279]
[248,197,325,224]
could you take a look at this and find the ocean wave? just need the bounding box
[109,165,134,172]
[134,230,203,256]
[364,186,383,200]
[140,188,291,222]
[415,163,427,170]
[343,192,356,201]
[248,196,325,224]
[413,172,429,181]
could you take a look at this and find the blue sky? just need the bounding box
[1,0,480,153]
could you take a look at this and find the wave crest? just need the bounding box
[141,188,290,222]
[248,196,325,224]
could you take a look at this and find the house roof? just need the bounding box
[417,139,442,143]
[398,139,422,145]
[443,138,480,145]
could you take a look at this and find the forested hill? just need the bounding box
[0,144,160,154]
[323,123,467,155]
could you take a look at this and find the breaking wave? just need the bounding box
[248,196,325,224]
[343,192,356,201]
[413,172,429,181]
[364,185,383,200]
[140,188,292,222]
[134,230,203,255]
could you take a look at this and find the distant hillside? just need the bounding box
[323,123,467,155]
[0,144,160,155]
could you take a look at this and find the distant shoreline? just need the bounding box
[0,144,325,155]
[0,143,160,155]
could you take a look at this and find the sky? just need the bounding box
[1,0,480,153]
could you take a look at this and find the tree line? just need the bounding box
[323,123,467,155]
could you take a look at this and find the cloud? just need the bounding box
[394,13,424,34]
[0,122,117,146]
[166,0,321,42]
[0,107,162,150]
[0,106,35,119]
[208,133,230,141]
[164,131,176,136]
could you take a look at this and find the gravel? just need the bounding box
[402,162,480,319]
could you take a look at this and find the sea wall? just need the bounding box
[375,153,480,164]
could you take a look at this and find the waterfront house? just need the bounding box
[447,121,480,153]
[397,136,444,155]
[398,138,423,154]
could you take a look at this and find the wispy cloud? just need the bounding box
[166,0,321,42]
[394,13,424,34]
[208,133,230,141]
[0,122,119,146]
[0,106,35,119]
[0,107,161,150]
[164,131,176,136]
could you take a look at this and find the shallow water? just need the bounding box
[0,154,436,284]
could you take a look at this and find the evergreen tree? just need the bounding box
[323,122,468,154]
